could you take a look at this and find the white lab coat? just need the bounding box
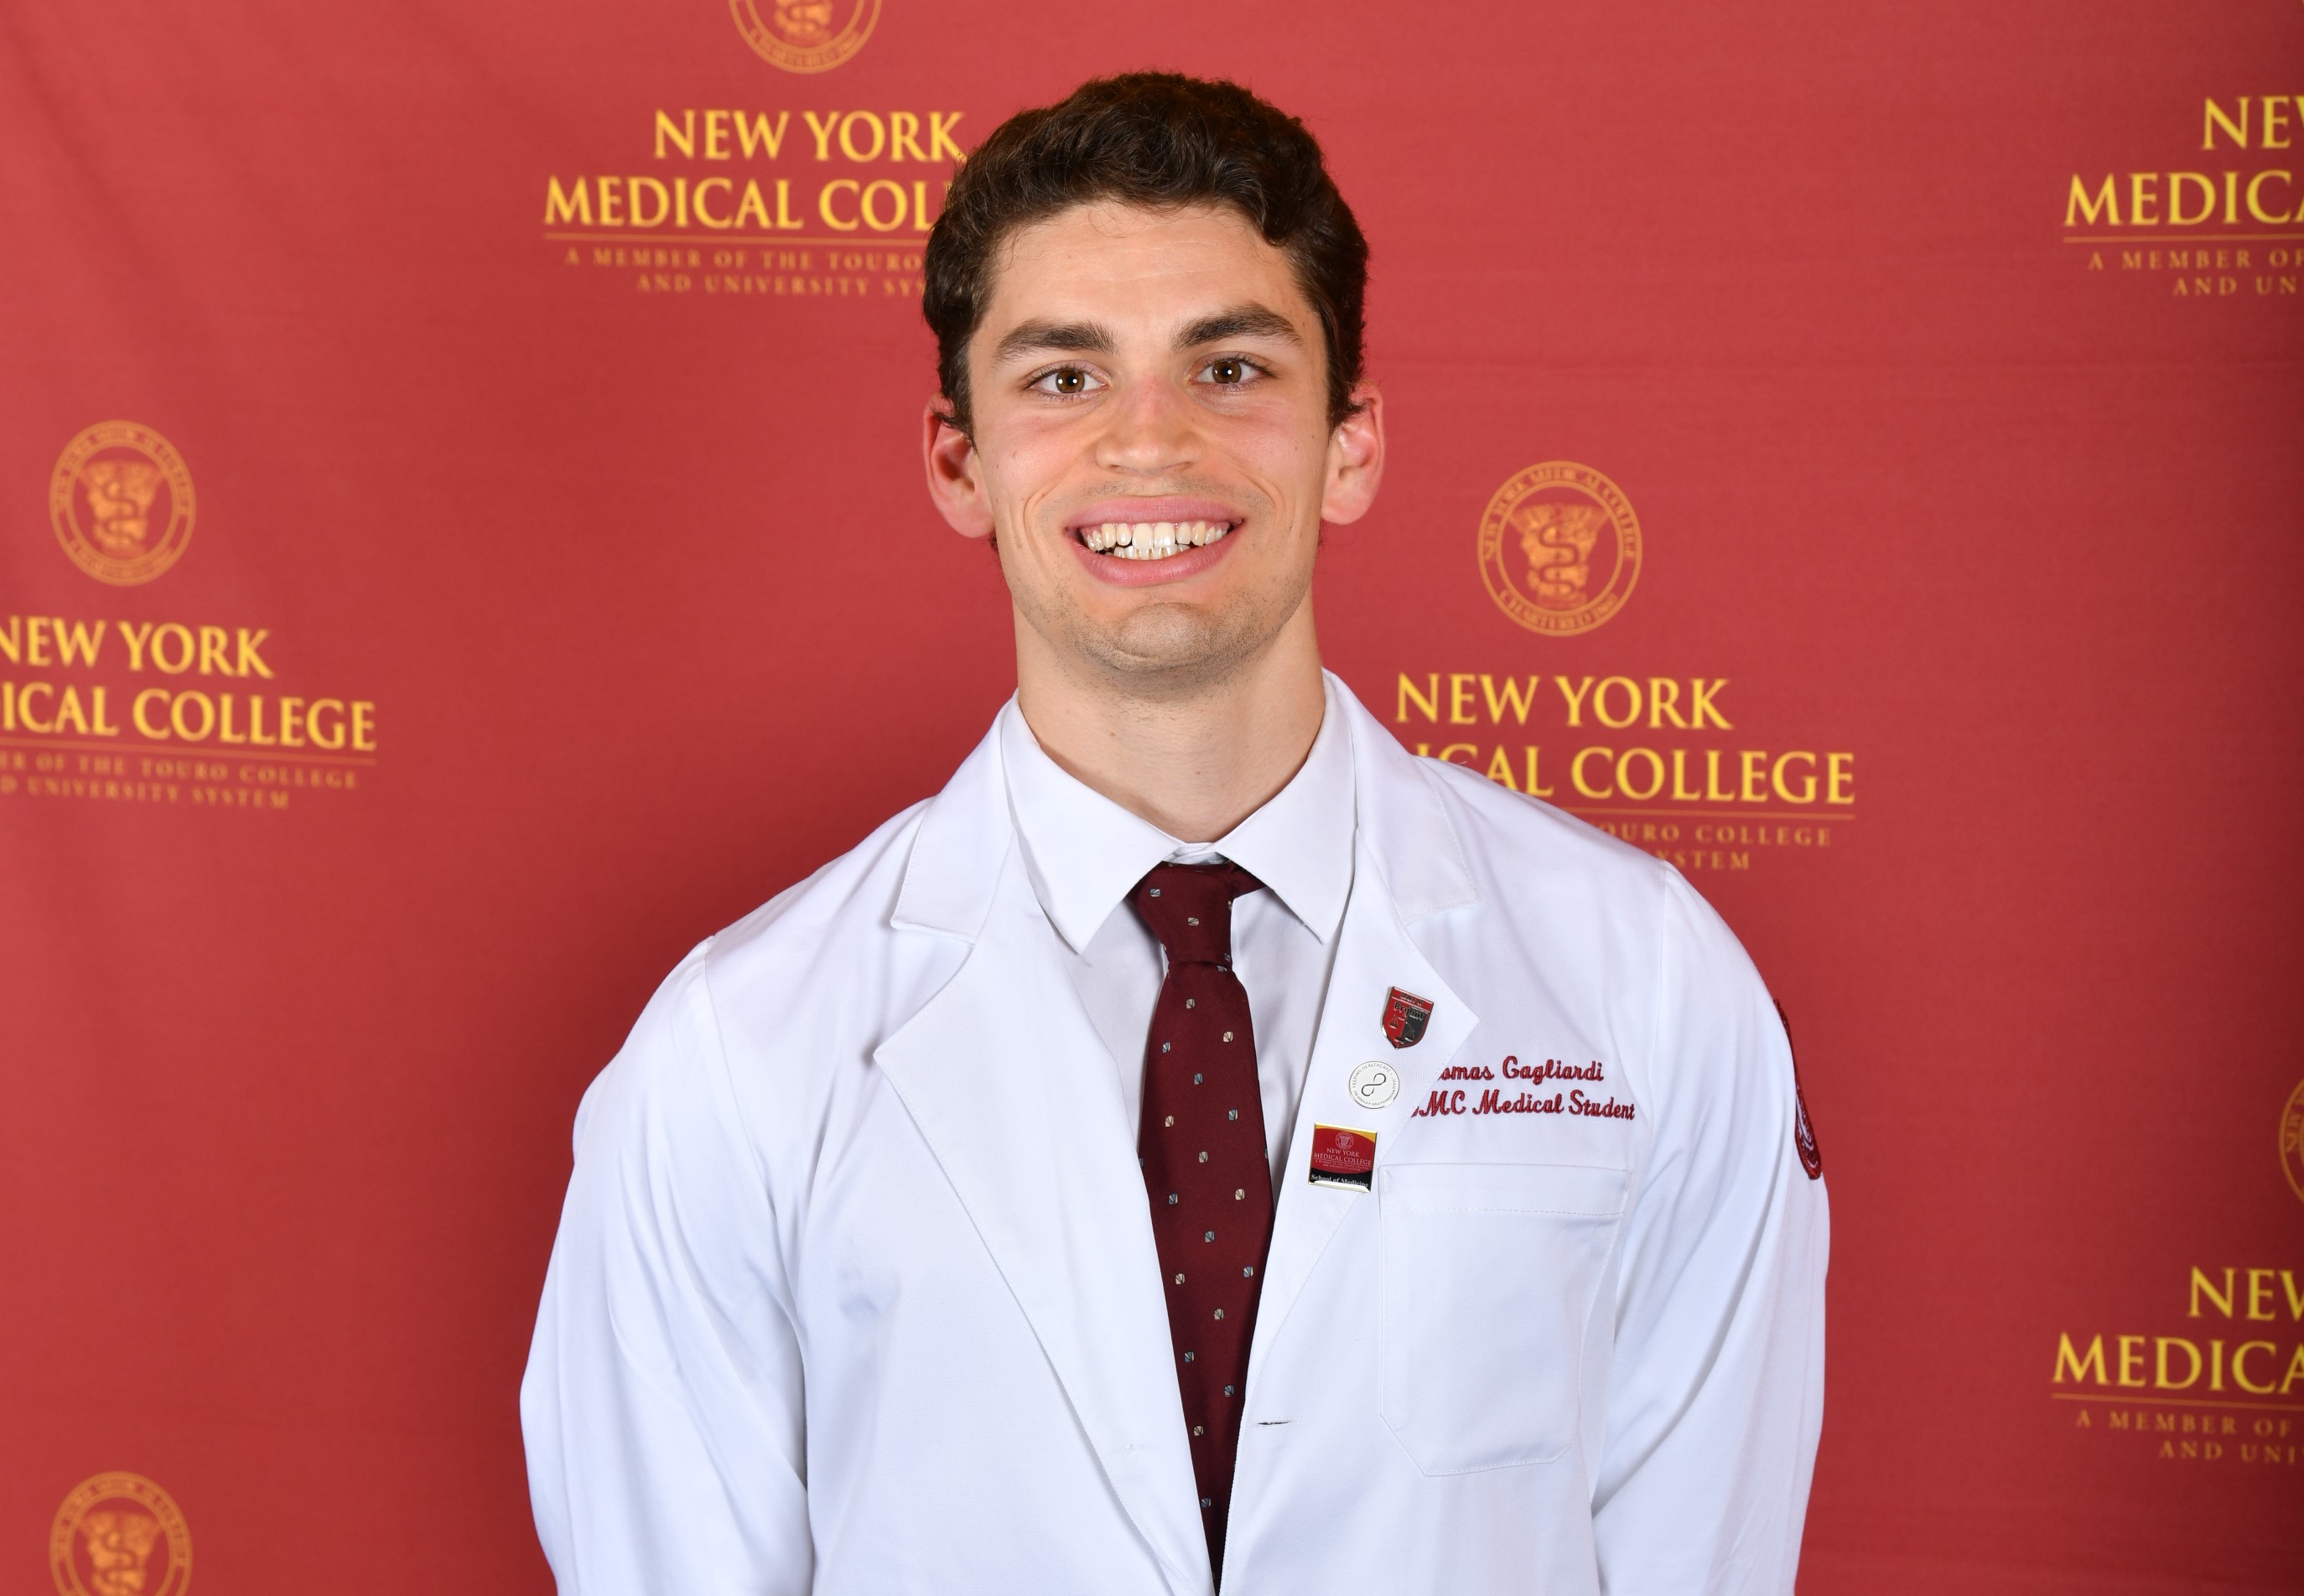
[522,681,1828,1594]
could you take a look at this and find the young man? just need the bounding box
[522,74,1826,1594]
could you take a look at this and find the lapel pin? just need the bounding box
[1382,987,1435,1049]
[1347,1060,1400,1110]
[1307,1124,1378,1192]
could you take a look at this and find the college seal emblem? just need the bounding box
[49,1473,192,1596]
[1476,460,1642,636]
[2281,1078,2304,1207]
[1381,987,1434,1049]
[49,422,196,587]
[729,0,880,72]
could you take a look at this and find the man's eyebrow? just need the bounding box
[1176,305,1302,349]
[991,319,1116,364]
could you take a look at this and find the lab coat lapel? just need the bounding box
[1248,839,1479,1366]
[877,730,1210,1596]
[1249,690,1484,1370]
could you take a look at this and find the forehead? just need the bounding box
[978,200,1315,338]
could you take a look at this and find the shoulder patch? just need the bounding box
[1775,999,1824,1179]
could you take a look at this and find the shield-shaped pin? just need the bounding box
[1381,987,1435,1049]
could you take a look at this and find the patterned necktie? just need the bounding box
[1129,859,1274,1584]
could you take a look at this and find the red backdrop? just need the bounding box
[5,3,2301,1591]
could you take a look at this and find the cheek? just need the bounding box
[1220,414,1329,512]
[1221,394,1326,460]
[984,413,1084,490]
[980,447,1067,552]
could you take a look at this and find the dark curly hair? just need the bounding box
[923,72,1368,434]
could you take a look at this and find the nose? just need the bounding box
[1092,375,1201,476]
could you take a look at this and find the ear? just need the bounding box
[1319,381,1386,526]
[923,400,994,540]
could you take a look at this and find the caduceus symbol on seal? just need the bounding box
[77,1510,164,1596]
[79,460,163,557]
[772,0,835,44]
[1511,500,1609,607]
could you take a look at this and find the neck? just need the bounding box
[1014,605,1327,843]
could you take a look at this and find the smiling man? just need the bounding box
[522,74,1827,1595]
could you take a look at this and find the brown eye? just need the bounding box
[1208,358,1245,385]
[1052,368,1086,394]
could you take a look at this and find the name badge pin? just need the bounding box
[1347,1060,1400,1110]
[1306,1124,1378,1192]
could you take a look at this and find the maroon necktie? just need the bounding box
[1129,860,1274,1583]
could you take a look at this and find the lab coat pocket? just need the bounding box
[1378,1161,1629,1474]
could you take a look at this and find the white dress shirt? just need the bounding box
[998,677,1354,1188]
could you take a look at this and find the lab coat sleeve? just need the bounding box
[1590,870,1829,1595]
[521,946,812,1594]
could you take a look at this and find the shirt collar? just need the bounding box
[999,674,1357,956]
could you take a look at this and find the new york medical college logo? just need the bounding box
[49,1474,191,1596]
[542,3,959,303]
[730,0,880,72]
[1425,455,1859,877]
[13,423,383,814]
[1476,461,1642,637]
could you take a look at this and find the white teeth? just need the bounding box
[1079,519,1232,560]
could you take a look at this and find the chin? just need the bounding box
[1073,604,1275,693]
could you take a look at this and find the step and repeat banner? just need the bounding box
[3,2,2299,1591]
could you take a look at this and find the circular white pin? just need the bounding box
[1347,1060,1400,1109]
